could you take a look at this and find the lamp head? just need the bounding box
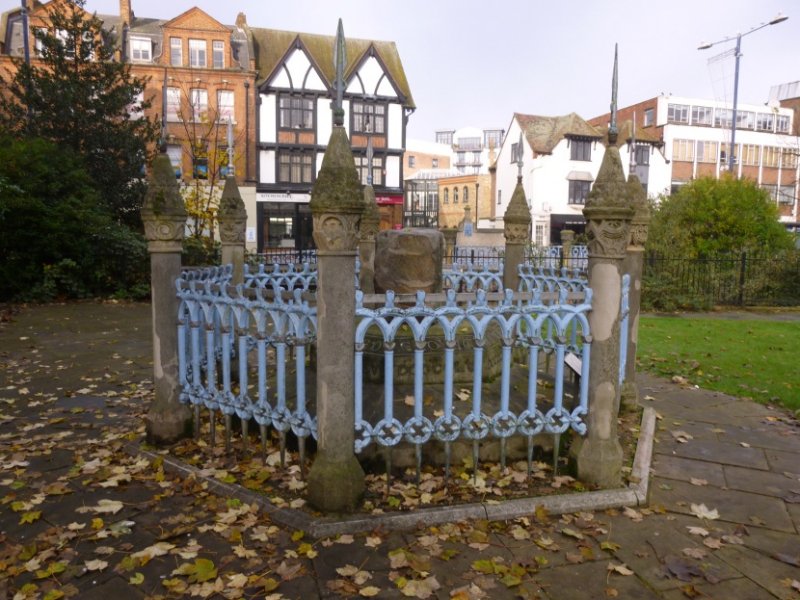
[697,41,713,50]
[769,12,788,25]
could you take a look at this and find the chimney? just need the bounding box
[119,0,133,26]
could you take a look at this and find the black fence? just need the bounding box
[643,250,800,309]
[249,249,318,266]
[444,246,504,269]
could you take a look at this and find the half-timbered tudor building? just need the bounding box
[250,27,415,252]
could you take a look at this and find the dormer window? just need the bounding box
[130,37,151,62]
[212,41,224,69]
[570,138,591,161]
[189,39,207,68]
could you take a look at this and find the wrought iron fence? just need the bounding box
[526,245,589,271]
[446,246,504,269]
[643,250,800,308]
[250,249,318,266]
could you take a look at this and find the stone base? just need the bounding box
[620,379,639,409]
[307,452,366,513]
[145,403,193,446]
[572,436,623,488]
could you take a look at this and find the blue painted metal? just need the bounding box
[442,261,504,292]
[353,287,593,454]
[176,271,318,450]
[517,264,588,300]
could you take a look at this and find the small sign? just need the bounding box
[246,227,256,242]
[565,352,582,376]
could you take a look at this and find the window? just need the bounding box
[672,139,694,162]
[570,139,591,161]
[756,113,774,132]
[643,108,654,127]
[457,152,466,165]
[279,95,314,130]
[667,103,689,124]
[190,88,208,122]
[740,144,759,166]
[761,184,778,200]
[457,136,481,150]
[352,102,385,134]
[463,186,469,203]
[719,143,737,166]
[510,143,518,163]
[212,40,224,69]
[634,144,650,166]
[217,90,234,123]
[568,180,591,205]
[408,155,416,168]
[166,87,180,121]
[443,188,449,204]
[535,224,545,246]
[278,152,313,183]
[736,111,755,130]
[782,149,798,169]
[189,39,206,68]
[691,106,713,126]
[166,145,182,178]
[128,91,144,120]
[454,187,459,203]
[714,108,733,129]
[170,37,182,67]
[130,36,151,62]
[497,190,501,205]
[696,141,718,164]
[436,131,454,145]
[432,158,438,168]
[355,156,383,186]
[778,185,795,204]
[34,27,46,56]
[776,115,790,134]
[484,129,503,149]
[762,146,780,168]
[192,143,208,179]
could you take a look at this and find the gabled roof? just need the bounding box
[250,27,414,108]
[515,112,603,155]
[163,6,228,32]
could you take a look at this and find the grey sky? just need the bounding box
[4,0,797,140]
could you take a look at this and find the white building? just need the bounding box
[494,113,668,246]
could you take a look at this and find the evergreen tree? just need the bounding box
[0,0,159,227]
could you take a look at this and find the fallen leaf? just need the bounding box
[703,538,722,549]
[360,585,381,597]
[689,478,708,486]
[686,526,708,537]
[76,499,124,515]
[690,503,719,520]
[682,548,707,560]
[607,562,634,576]
[84,559,108,572]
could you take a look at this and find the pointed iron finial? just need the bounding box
[516,130,524,180]
[366,117,374,186]
[332,18,347,126]
[609,43,618,144]
[629,110,637,169]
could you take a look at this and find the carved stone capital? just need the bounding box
[628,217,650,249]
[313,212,361,252]
[504,177,531,245]
[584,205,634,260]
[504,221,530,245]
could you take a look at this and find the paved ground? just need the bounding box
[1,302,799,599]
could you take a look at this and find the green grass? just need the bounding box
[637,316,800,411]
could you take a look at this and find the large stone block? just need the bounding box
[374,229,444,294]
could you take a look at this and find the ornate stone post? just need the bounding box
[503,176,532,292]
[142,153,192,444]
[306,19,366,512]
[358,180,380,294]
[620,175,650,408]
[442,226,458,264]
[218,176,248,285]
[560,228,575,270]
[572,43,635,487]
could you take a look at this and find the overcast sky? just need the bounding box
[4,0,798,140]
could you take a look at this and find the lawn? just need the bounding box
[637,315,800,411]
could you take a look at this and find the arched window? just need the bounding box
[453,187,459,203]
[443,188,449,203]
[463,186,469,203]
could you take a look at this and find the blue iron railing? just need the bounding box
[442,261,504,292]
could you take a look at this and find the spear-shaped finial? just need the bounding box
[609,43,618,145]
[365,116,373,186]
[332,18,347,127]
[629,110,637,169]
[516,130,524,180]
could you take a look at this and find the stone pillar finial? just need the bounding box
[141,153,187,252]
[503,176,532,291]
[141,153,192,445]
[560,229,575,269]
[218,175,248,284]
[307,124,366,513]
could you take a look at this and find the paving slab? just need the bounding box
[533,557,662,599]
[764,448,800,476]
[659,576,777,600]
[713,544,800,600]
[651,454,726,487]
[723,464,800,498]
[666,438,769,470]
[650,478,796,533]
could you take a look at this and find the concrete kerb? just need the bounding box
[125,406,656,538]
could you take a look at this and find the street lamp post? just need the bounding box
[698,13,788,174]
